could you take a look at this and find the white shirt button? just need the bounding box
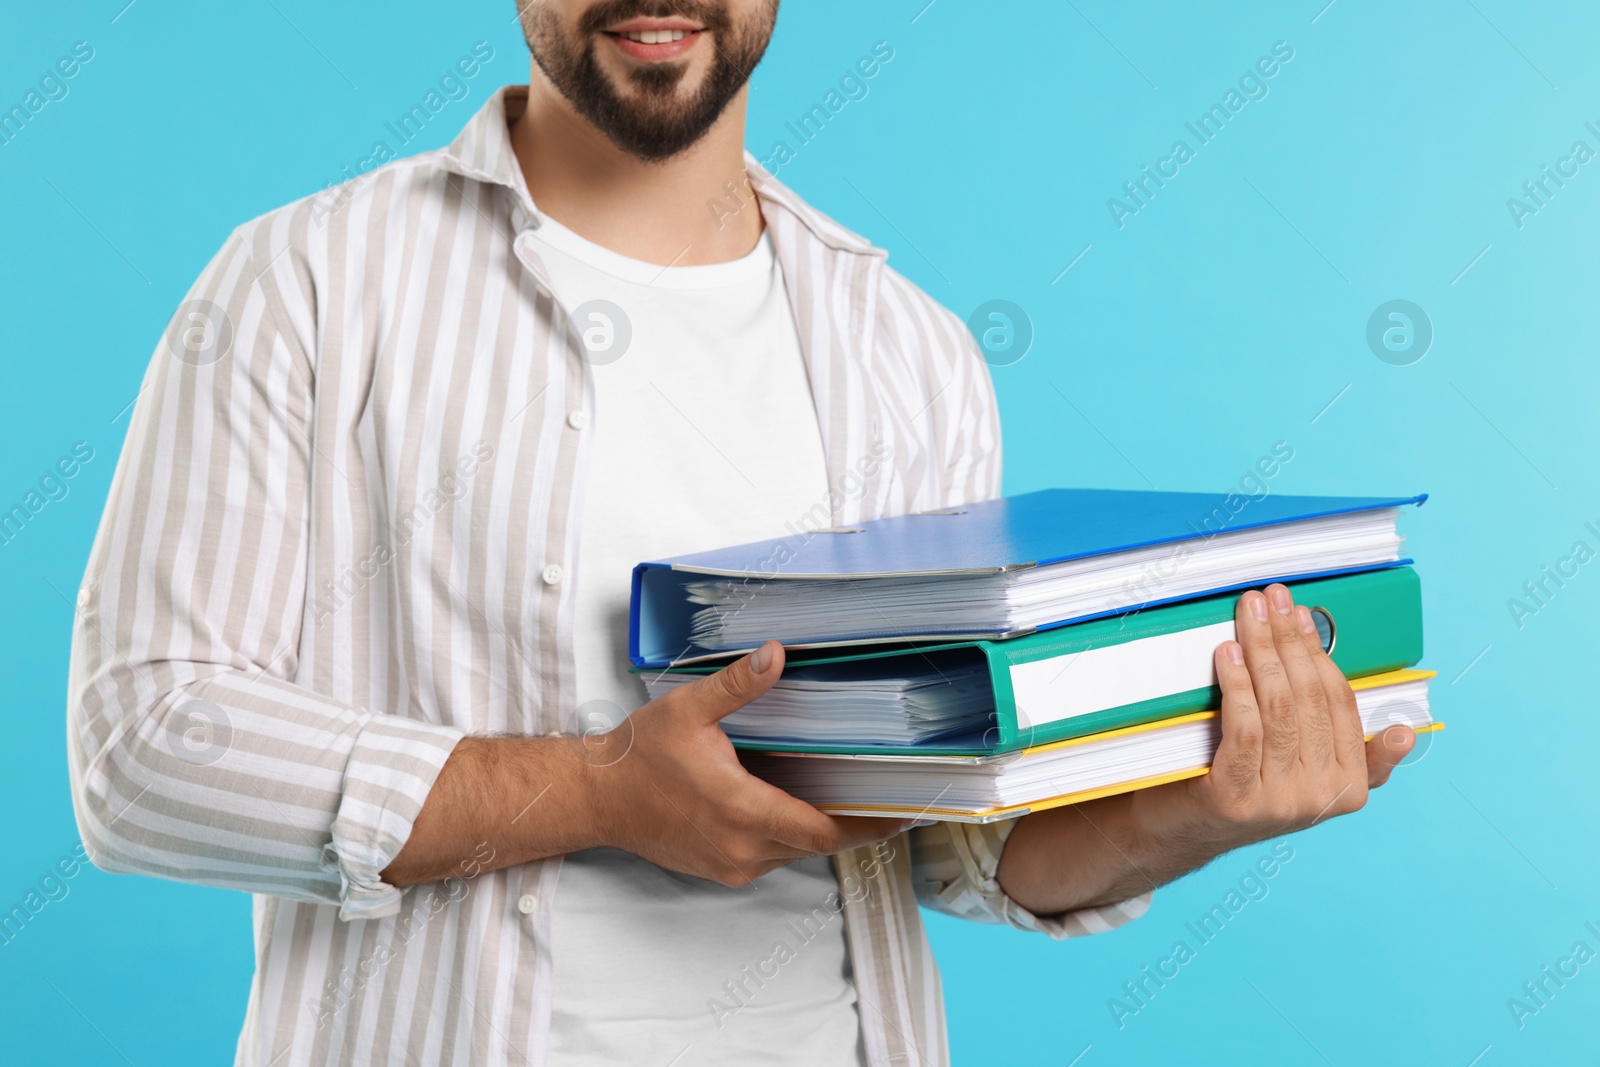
[566,409,589,431]
[541,563,564,586]
[517,894,538,915]
[76,587,91,609]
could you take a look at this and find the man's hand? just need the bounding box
[592,640,907,886]
[1132,582,1415,851]
[385,640,904,889]
[995,583,1417,917]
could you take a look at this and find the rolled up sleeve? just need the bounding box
[67,223,462,920]
[322,718,465,919]
[910,819,1151,939]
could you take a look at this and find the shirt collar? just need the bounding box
[439,85,884,258]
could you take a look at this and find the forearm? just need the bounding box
[382,735,605,886]
[995,784,1231,916]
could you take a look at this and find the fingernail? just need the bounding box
[1225,641,1244,666]
[1296,605,1316,635]
[750,642,772,675]
[1384,725,1411,749]
[1270,586,1293,615]
[1249,594,1268,622]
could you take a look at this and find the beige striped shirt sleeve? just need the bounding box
[66,225,464,922]
[911,820,1153,938]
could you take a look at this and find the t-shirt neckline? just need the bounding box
[529,213,776,290]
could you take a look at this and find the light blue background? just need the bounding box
[3,1,1595,1063]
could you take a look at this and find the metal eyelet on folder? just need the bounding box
[911,507,968,516]
[1309,606,1336,654]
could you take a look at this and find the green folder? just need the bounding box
[646,567,1423,757]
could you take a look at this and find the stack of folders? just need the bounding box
[629,488,1439,824]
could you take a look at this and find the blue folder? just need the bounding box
[629,487,1426,669]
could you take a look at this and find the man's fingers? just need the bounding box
[726,757,905,854]
[1210,639,1264,797]
[824,815,911,853]
[1237,590,1297,774]
[1299,605,1366,771]
[1262,586,1334,768]
[674,640,785,725]
[1365,724,1415,788]
[756,782,908,855]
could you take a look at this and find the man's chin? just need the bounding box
[594,51,702,97]
[526,7,766,163]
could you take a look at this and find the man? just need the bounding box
[66,2,1417,1064]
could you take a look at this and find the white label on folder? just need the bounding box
[1009,620,1236,729]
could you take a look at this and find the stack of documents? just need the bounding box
[739,672,1434,822]
[631,488,1438,822]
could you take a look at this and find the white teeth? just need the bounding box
[621,29,689,43]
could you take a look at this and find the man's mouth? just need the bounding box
[603,18,704,61]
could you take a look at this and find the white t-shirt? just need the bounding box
[534,215,867,1067]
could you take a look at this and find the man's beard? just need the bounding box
[520,0,778,162]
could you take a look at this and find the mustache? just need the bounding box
[578,0,732,35]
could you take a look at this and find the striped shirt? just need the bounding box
[67,86,1148,1067]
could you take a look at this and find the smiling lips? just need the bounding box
[605,19,704,61]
